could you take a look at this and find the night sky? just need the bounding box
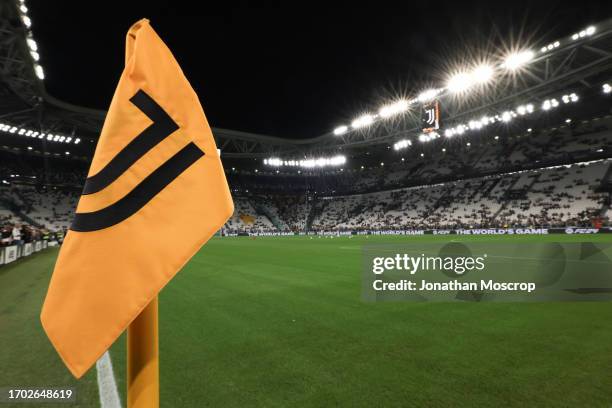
[28,1,612,139]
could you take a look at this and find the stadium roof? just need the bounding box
[0,1,611,161]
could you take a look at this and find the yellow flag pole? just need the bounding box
[127,296,159,408]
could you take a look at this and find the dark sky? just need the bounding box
[28,1,612,139]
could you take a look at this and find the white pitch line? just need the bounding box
[96,351,121,408]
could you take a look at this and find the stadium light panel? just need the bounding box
[34,64,44,79]
[573,26,596,41]
[468,120,480,130]
[447,72,473,93]
[501,111,512,122]
[333,125,348,135]
[473,65,494,83]
[503,50,534,70]
[264,155,346,169]
[379,100,409,118]
[26,38,37,51]
[417,89,440,102]
[604,83,612,94]
[393,139,412,151]
[351,114,374,129]
[21,15,31,28]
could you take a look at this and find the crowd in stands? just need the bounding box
[0,114,611,236]
[222,159,610,234]
[0,215,61,247]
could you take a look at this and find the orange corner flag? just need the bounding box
[41,19,234,378]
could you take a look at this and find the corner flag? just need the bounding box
[41,19,234,378]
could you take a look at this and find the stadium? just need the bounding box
[1,1,612,407]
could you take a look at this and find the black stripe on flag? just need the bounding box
[82,90,179,195]
[71,142,204,232]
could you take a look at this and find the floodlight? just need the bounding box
[503,50,534,70]
[34,64,44,79]
[26,38,37,51]
[333,125,348,135]
[418,89,439,102]
[379,100,409,118]
[351,114,374,129]
[447,72,473,93]
[473,65,494,83]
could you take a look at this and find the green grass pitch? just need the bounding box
[2,234,612,407]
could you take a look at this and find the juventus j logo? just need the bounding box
[425,108,435,125]
[71,90,205,232]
